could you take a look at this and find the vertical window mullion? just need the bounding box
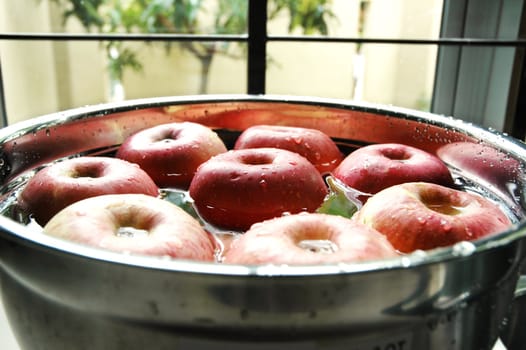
[505,7,526,139]
[247,0,268,94]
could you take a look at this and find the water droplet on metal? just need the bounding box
[452,241,476,257]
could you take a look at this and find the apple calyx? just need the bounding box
[240,152,274,166]
[411,185,466,216]
[381,147,411,161]
[69,164,103,179]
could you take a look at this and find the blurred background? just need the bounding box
[0,0,524,136]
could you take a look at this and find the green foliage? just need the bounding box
[215,0,248,35]
[140,0,204,33]
[270,0,335,34]
[106,43,143,83]
[58,0,105,29]
[49,0,335,91]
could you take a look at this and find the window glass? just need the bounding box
[2,0,248,35]
[0,1,248,123]
[267,42,438,111]
[122,42,247,99]
[267,0,444,39]
[0,38,247,124]
[267,0,443,110]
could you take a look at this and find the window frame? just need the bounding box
[0,0,525,138]
[432,0,526,139]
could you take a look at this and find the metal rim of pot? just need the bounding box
[0,93,523,278]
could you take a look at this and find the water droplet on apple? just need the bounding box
[440,219,452,232]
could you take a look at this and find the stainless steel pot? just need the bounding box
[0,95,524,350]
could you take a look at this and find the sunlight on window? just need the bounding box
[1,0,444,124]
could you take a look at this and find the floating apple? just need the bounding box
[353,182,512,253]
[333,143,454,195]
[437,141,521,195]
[18,156,159,226]
[116,122,227,189]
[189,148,328,231]
[234,125,343,174]
[223,212,398,265]
[43,194,215,260]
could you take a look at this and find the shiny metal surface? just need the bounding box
[0,290,18,349]
[500,275,526,349]
[0,95,524,350]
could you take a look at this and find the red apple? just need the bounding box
[43,194,216,260]
[223,212,398,265]
[116,122,227,189]
[234,125,343,174]
[18,156,159,226]
[188,148,328,231]
[353,182,512,253]
[437,141,521,193]
[333,143,454,195]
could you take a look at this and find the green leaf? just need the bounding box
[317,190,358,218]
[283,0,335,35]
[161,189,203,223]
[106,43,143,81]
[215,0,248,34]
[317,176,369,218]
